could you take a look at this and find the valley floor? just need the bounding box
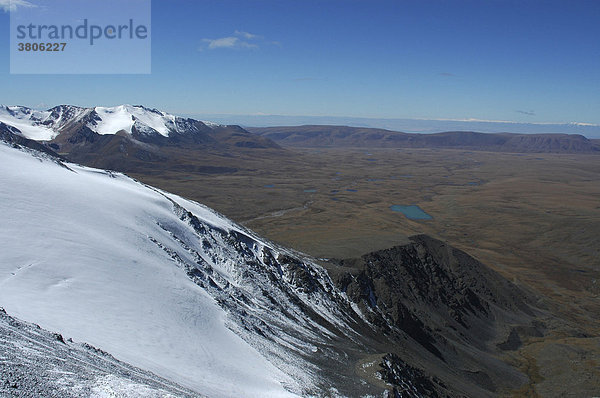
[131,147,600,397]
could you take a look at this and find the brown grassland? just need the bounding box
[130,147,600,396]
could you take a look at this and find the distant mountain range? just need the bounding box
[2,105,597,162]
[0,104,280,171]
[190,113,600,139]
[249,125,600,153]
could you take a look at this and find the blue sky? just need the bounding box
[1,0,599,125]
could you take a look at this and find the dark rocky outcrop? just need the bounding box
[378,353,446,398]
[330,234,541,396]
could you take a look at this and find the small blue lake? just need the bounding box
[346,189,357,192]
[390,205,433,220]
[264,184,275,188]
[304,189,317,193]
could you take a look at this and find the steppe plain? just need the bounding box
[131,146,600,397]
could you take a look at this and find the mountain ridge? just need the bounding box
[0,104,280,150]
[0,104,281,173]
[249,125,600,153]
[0,104,223,140]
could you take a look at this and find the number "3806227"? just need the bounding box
[17,42,67,51]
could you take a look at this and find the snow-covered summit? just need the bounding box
[91,104,178,136]
[0,104,222,141]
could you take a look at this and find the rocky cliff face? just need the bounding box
[330,235,543,396]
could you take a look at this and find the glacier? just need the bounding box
[0,140,359,397]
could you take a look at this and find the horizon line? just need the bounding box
[4,103,598,128]
[183,112,600,128]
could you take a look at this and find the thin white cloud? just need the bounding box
[234,30,260,40]
[569,122,599,127]
[200,30,269,51]
[0,0,37,12]
[205,37,237,49]
[202,36,257,50]
[424,117,600,126]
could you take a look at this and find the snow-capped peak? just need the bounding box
[0,104,222,141]
[91,104,177,137]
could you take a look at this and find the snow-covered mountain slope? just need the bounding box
[0,140,363,397]
[0,106,58,140]
[0,104,221,141]
[0,308,201,398]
